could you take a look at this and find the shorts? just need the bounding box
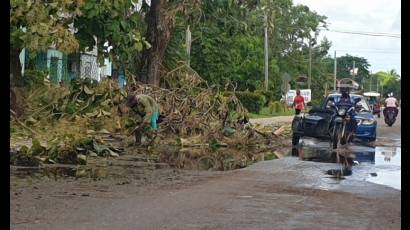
[150,111,159,130]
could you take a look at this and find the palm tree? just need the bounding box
[388,69,400,79]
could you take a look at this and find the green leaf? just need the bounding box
[31,138,44,156]
[120,20,127,30]
[78,154,87,165]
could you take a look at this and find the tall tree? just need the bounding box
[373,71,401,98]
[167,0,327,97]
[137,0,201,85]
[334,54,370,84]
[74,0,148,69]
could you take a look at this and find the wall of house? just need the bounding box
[19,45,116,85]
[47,49,64,82]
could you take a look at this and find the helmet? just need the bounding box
[340,87,349,97]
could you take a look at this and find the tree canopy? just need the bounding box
[10,0,399,102]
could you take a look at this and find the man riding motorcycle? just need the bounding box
[383,93,399,119]
[335,88,358,143]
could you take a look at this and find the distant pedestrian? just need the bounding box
[292,89,305,115]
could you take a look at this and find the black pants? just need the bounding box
[295,109,301,115]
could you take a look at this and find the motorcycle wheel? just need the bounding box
[331,124,340,149]
[340,124,347,145]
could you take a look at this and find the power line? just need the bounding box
[320,29,401,38]
[331,49,400,54]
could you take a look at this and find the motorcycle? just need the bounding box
[327,97,361,149]
[384,107,397,127]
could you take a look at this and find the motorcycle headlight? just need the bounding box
[338,108,346,116]
[361,119,375,125]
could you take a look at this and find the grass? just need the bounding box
[249,107,295,119]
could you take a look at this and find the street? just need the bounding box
[10,115,400,230]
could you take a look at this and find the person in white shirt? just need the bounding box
[383,93,399,118]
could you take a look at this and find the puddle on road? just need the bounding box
[10,145,281,180]
[296,138,401,190]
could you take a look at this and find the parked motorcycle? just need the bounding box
[384,107,397,127]
[327,97,361,149]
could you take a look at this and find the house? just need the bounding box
[19,46,115,84]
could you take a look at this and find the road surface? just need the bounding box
[10,115,400,230]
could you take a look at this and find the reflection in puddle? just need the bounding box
[10,145,282,180]
[296,138,401,190]
[366,147,401,190]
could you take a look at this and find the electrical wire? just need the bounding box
[320,29,401,38]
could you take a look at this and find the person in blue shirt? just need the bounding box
[336,88,353,108]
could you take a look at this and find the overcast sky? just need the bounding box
[293,0,401,75]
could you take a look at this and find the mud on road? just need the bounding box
[10,115,400,230]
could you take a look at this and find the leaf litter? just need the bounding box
[10,66,291,170]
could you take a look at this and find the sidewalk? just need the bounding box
[250,115,294,126]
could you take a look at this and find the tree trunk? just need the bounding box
[139,0,173,86]
[10,47,24,87]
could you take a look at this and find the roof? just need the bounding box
[328,93,363,98]
[363,92,380,97]
[336,78,360,90]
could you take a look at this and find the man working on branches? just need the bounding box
[126,94,160,145]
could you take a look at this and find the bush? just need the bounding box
[269,101,284,114]
[255,90,275,106]
[235,91,266,113]
[23,70,47,88]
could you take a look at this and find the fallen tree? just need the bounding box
[10,65,291,169]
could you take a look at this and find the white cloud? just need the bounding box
[293,0,401,74]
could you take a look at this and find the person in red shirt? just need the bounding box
[292,89,305,115]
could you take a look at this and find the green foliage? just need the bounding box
[255,90,278,106]
[333,54,370,83]
[23,70,47,88]
[372,70,401,98]
[166,0,328,95]
[74,0,148,66]
[269,101,284,114]
[235,91,266,113]
[10,0,84,52]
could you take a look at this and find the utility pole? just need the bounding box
[185,25,192,67]
[377,78,379,92]
[352,60,356,79]
[264,13,269,92]
[369,71,372,91]
[308,39,312,89]
[333,51,337,91]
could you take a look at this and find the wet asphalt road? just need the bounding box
[375,110,400,146]
[10,114,401,230]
